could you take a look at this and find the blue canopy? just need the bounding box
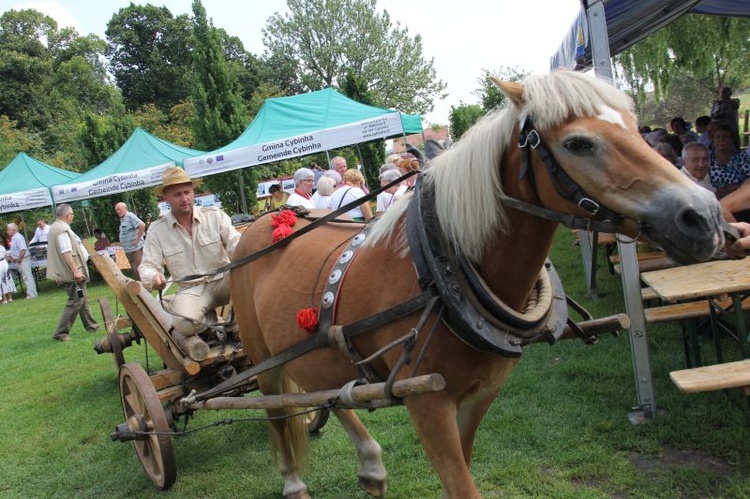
[53,128,205,203]
[0,153,80,214]
[185,88,423,177]
[551,0,750,70]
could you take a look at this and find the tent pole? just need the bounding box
[238,171,248,214]
[325,151,332,169]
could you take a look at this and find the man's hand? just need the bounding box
[72,269,84,283]
[152,273,167,291]
[726,222,750,258]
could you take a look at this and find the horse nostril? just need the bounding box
[675,206,710,235]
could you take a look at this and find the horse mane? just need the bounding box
[366,70,634,262]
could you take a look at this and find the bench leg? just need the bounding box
[682,320,703,368]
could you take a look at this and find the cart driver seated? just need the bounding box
[139,166,241,338]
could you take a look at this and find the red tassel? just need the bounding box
[272,210,297,228]
[272,224,294,242]
[296,307,318,333]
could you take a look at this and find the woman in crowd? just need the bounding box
[392,155,421,203]
[708,121,750,222]
[0,243,15,303]
[376,168,402,214]
[311,176,336,209]
[329,169,373,221]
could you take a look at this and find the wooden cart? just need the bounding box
[87,242,332,489]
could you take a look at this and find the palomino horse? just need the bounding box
[230,70,724,498]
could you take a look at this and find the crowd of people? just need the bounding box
[642,86,749,223]
[280,153,420,222]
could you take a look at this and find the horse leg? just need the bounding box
[261,370,311,499]
[405,393,480,499]
[333,408,387,496]
[456,390,500,466]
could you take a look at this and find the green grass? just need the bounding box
[1,229,749,498]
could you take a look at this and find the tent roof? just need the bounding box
[52,128,206,203]
[68,127,204,182]
[0,152,79,195]
[185,88,423,177]
[551,0,750,71]
[213,87,423,154]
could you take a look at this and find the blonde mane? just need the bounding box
[366,70,634,262]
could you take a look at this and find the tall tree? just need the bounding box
[340,70,384,189]
[263,0,446,115]
[448,103,483,142]
[106,4,193,112]
[191,0,250,214]
[0,9,117,163]
[615,14,750,106]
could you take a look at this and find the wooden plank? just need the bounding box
[614,257,674,274]
[670,360,750,393]
[641,287,659,302]
[644,296,750,323]
[641,258,750,302]
[86,240,183,370]
[609,251,668,265]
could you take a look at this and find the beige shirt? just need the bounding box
[139,206,241,290]
[46,219,89,283]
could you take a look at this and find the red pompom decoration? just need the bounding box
[296,307,319,333]
[271,210,297,228]
[272,223,294,242]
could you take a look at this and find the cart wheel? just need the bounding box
[305,407,330,434]
[100,298,125,369]
[119,363,177,490]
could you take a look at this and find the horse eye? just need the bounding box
[563,137,595,153]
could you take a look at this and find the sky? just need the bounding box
[4,0,582,125]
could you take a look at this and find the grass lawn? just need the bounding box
[1,228,749,498]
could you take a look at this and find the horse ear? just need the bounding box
[490,77,524,108]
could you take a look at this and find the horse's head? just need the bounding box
[494,71,724,264]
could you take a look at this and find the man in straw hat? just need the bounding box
[139,166,241,337]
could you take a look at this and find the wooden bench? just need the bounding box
[644,296,750,324]
[641,286,659,302]
[611,251,675,274]
[670,359,750,394]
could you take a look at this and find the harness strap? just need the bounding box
[518,116,624,227]
[193,290,436,401]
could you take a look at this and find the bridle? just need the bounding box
[500,116,630,235]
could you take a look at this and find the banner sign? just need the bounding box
[184,112,405,177]
[0,188,52,214]
[52,162,174,203]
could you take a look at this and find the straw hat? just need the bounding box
[153,166,202,196]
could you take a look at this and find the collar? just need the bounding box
[294,188,312,199]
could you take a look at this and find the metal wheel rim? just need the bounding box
[305,408,330,434]
[99,298,125,369]
[119,362,177,490]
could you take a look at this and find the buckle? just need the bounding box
[577,198,600,215]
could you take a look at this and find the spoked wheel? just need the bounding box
[99,298,125,369]
[305,407,330,434]
[119,363,177,490]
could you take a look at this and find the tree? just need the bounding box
[475,66,528,113]
[341,70,384,189]
[263,0,446,115]
[190,0,250,214]
[106,4,193,112]
[0,9,118,163]
[448,103,484,142]
[615,14,750,107]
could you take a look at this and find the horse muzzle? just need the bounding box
[636,185,724,265]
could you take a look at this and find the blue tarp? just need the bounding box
[551,0,750,70]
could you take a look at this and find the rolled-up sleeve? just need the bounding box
[138,227,165,290]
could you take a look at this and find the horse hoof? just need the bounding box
[358,476,387,497]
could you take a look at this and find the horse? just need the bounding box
[230,69,725,498]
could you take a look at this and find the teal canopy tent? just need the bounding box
[184,88,423,177]
[52,128,205,203]
[0,153,80,214]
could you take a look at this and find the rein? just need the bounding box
[176,170,417,283]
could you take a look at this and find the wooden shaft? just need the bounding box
[171,330,209,362]
[187,373,446,411]
[559,313,630,341]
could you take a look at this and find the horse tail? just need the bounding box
[269,371,310,473]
